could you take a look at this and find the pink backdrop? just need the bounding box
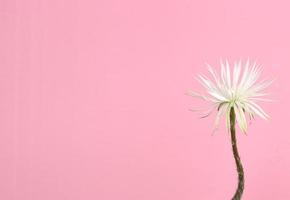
[0,0,289,199]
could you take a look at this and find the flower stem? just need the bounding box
[230,107,244,200]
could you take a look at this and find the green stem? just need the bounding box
[230,107,244,200]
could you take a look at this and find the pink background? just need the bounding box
[0,0,289,199]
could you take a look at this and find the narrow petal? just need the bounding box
[225,105,231,132]
[234,104,247,133]
[233,60,241,89]
[248,79,274,94]
[206,63,219,85]
[238,58,250,89]
[242,62,261,91]
[246,101,269,120]
[246,92,271,98]
[213,103,226,131]
[220,59,227,86]
[197,75,216,91]
[225,59,231,88]
[208,91,228,102]
[199,107,216,118]
[247,97,273,102]
[186,91,210,101]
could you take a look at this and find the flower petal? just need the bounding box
[186,91,210,101]
[196,75,216,91]
[233,60,241,89]
[225,59,231,88]
[225,105,231,132]
[238,58,250,90]
[206,63,220,85]
[213,103,226,131]
[208,91,228,102]
[234,104,247,133]
[246,101,269,120]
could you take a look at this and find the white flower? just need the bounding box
[188,59,273,133]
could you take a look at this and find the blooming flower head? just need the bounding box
[188,59,272,133]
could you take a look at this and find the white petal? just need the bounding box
[225,59,231,88]
[238,58,250,89]
[225,105,231,132]
[239,102,254,117]
[208,91,228,102]
[199,106,216,118]
[220,59,227,86]
[246,101,269,120]
[242,63,261,91]
[206,63,219,85]
[234,104,247,133]
[213,104,226,130]
[248,79,274,94]
[197,75,216,91]
[233,60,241,89]
[186,91,210,101]
[247,97,273,102]
[246,92,270,98]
